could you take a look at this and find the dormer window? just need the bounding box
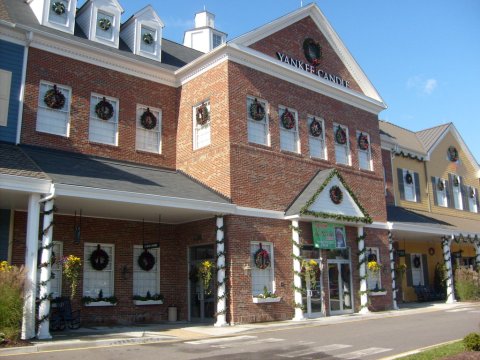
[28,0,77,34]
[49,0,69,25]
[140,26,157,55]
[96,11,114,40]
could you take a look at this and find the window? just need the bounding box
[0,70,11,126]
[89,94,119,146]
[136,105,161,153]
[450,174,463,210]
[140,26,157,55]
[307,116,326,159]
[193,100,211,149]
[468,187,478,213]
[366,247,381,291]
[36,81,71,137]
[83,243,114,299]
[433,177,448,207]
[37,241,63,299]
[96,11,114,40]
[357,131,372,170]
[251,242,274,296]
[133,246,160,298]
[334,124,350,165]
[213,33,223,49]
[247,97,269,146]
[279,106,299,153]
[397,168,421,203]
[48,0,69,25]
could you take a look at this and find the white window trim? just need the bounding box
[36,80,72,137]
[333,123,351,166]
[402,168,417,202]
[0,69,12,127]
[250,241,275,296]
[307,115,326,160]
[247,96,270,146]
[192,100,211,150]
[356,130,372,171]
[135,104,162,154]
[133,245,161,297]
[88,93,119,146]
[279,105,300,154]
[83,242,115,298]
[366,247,382,291]
[435,177,448,207]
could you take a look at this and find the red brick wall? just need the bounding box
[249,17,362,94]
[382,148,395,205]
[227,62,387,221]
[22,48,178,169]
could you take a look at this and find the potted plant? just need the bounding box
[133,291,164,305]
[253,286,281,303]
[367,261,386,295]
[82,289,117,306]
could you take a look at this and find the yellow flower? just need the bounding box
[368,261,381,273]
[0,261,14,272]
[308,259,318,267]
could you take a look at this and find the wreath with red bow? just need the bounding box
[254,244,271,270]
[250,99,265,121]
[309,118,322,137]
[329,185,343,204]
[90,244,109,271]
[138,249,155,271]
[140,108,157,130]
[95,97,114,120]
[447,146,459,162]
[196,103,209,126]
[281,109,295,129]
[44,85,65,110]
[335,126,347,145]
[358,133,369,150]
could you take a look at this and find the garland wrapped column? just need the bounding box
[291,220,304,321]
[475,241,480,271]
[37,198,55,340]
[388,230,398,310]
[357,227,369,314]
[21,194,41,340]
[214,216,227,327]
[442,236,456,304]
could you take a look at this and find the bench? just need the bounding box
[50,297,81,331]
[413,286,445,302]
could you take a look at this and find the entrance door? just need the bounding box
[327,250,353,315]
[188,244,215,322]
[302,259,322,318]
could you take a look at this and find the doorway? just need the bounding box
[327,249,353,315]
[188,244,215,322]
[302,259,323,318]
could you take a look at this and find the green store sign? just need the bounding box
[312,222,346,249]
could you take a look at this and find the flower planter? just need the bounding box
[84,301,117,307]
[252,297,281,304]
[369,291,387,296]
[134,300,163,306]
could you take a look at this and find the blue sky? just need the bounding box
[101,0,480,161]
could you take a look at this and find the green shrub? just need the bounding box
[0,262,26,341]
[463,332,480,351]
[454,268,480,301]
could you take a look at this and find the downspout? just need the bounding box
[16,31,33,145]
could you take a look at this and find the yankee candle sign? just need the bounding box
[312,222,346,249]
[276,52,350,88]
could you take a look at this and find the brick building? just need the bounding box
[0,0,397,340]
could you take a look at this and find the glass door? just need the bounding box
[302,259,322,317]
[188,245,215,322]
[328,260,353,315]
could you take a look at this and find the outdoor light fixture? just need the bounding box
[243,263,251,275]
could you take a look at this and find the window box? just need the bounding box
[368,291,387,296]
[84,300,117,307]
[252,297,281,304]
[134,299,163,306]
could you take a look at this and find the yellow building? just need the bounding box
[380,121,480,303]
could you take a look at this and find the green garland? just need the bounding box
[388,231,397,301]
[395,151,424,162]
[300,169,372,224]
[214,216,228,317]
[441,237,454,300]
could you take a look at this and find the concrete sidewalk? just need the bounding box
[0,301,471,357]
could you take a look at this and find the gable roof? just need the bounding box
[231,3,385,105]
[416,123,450,152]
[121,5,164,29]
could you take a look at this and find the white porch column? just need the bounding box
[443,236,456,304]
[388,230,399,310]
[21,193,41,340]
[358,226,369,314]
[214,216,227,327]
[292,220,304,321]
[475,241,480,270]
[37,198,54,339]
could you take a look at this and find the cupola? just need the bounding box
[183,10,227,53]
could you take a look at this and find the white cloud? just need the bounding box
[424,78,437,94]
[406,75,438,95]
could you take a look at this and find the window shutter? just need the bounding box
[405,254,412,287]
[459,177,469,211]
[397,168,405,200]
[422,254,429,286]
[447,174,455,208]
[414,172,421,202]
[431,176,438,206]
[475,188,480,212]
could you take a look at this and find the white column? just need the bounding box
[358,226,369,314]
[21,193,41,340]
[443,236,456,304]
[475,241,480,270]
[37,198,54,339]
[292,220,304,321]
[388,231,399,310]
[214,216,227,327]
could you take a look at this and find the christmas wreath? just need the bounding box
[309,118,322,137]
[140,108,157,130]
[281,108,295,129]
[196,103,209,126]
[90,244,109,271]
[98,18,112,31]
[453,175,459,187]
[358,133,369,151]
[44,85,65,110]
[303,38,322,66]
[437,179,445,191]
[249,99,265,121]
[138,249,155,271]
[405,172,413,184]
[143,33,154,45]
[51,2,66,15]
[447,146,459,162]
[335,125,347,145]
[413,256,421,268]
[254,244,271,270]
[95,97,114,120]
[470,187,475,199]
[329,185,343,204]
